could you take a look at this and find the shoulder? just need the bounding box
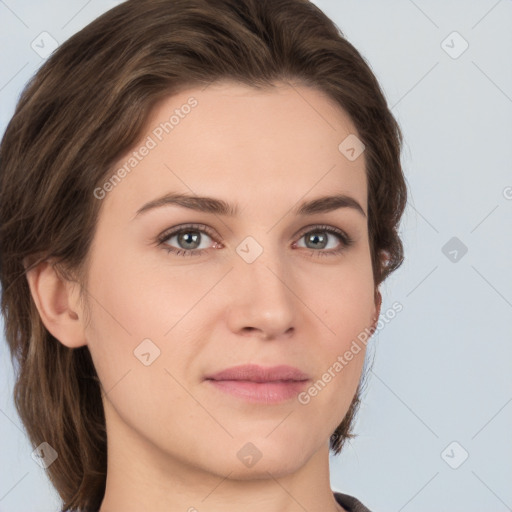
[333,491,374,512]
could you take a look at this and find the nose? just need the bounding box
[225,244,297,340]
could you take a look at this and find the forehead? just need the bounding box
[100,80,367,221]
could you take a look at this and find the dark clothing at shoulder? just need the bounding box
[334,491,373,512]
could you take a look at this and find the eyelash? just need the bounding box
[156,223,354,258]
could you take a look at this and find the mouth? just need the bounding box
[204,364,310,404]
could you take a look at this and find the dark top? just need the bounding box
[334,491,372,512]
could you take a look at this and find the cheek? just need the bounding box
[311,256,376,345]
[81,245,164,389]
[303,256,375,397]
[82,254,201,435]
[82,242,213,396]
[85,243,184,339]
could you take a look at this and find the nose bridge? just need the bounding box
[227,233,297,337]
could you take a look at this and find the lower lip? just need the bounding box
[206,379,309,404]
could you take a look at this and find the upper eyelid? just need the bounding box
[157,223,217,244]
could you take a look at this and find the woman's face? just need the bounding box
[82,81,378,479]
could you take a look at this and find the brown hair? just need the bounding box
[0,0,407,510]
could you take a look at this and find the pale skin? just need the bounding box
[26,81,381,512]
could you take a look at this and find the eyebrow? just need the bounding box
[133,192,367,219]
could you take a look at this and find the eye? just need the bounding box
[293,225,354,257]
[157,224,220,257]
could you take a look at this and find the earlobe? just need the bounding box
[25,259,87,348]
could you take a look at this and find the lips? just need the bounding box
[204,364,310,383]
[204,364,310,404]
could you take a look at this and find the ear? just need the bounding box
[24,259,87,348]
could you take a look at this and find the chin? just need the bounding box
[209,436,314,480]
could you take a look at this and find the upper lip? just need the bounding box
[205,364,310,382]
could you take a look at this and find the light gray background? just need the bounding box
[1,1,511,511]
